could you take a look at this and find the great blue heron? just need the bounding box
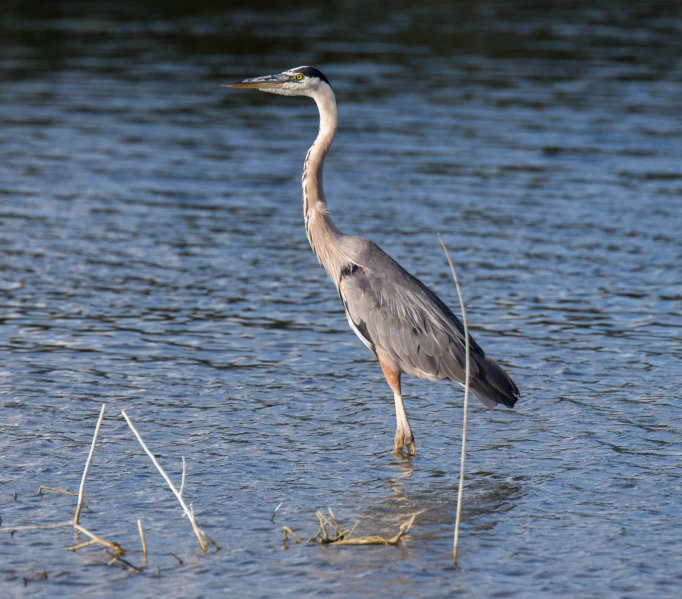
[225,66,519,456]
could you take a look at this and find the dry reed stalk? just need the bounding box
[74,404,106,525]
[66,539,98,551]
[137,519,148,562]
[121,410,208,552]
[438,234,470,565]
[282,526,302,543]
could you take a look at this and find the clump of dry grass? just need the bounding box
[282,508,422,548]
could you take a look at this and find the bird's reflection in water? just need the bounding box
[383,454,416,505]
[412,472,525,541]
[369,457,525,543]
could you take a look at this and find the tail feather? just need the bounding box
[470,355,519,409]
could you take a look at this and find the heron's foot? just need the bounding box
[394,429,415,457]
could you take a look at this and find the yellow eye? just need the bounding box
[296,73,303,81]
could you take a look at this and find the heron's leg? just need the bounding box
[394,392,415,456]
[378,357,415,456]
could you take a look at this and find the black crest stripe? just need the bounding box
[292,66,331,87]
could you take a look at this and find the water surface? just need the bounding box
[1,1,681,597]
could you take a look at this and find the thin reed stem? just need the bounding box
[121,410,208,552]
[137,519,148,562]
[180,457,187,498]
[74,404,106,525]
[438,234,470,565]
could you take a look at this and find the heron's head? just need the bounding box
[223,66,331,98]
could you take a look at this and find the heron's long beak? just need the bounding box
[222,73,289,89]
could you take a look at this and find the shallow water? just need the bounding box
[1,1,681,597]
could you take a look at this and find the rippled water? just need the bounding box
[1,1,681,597]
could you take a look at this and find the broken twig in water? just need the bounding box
[6,521,72,533]
[169,552,184,566]
[121,410,210,552]
[74,404,106,525]
[438,234,470,565]
[105,550,141,573]
[270,501,283,522]
[37,486,77,497]
[72,523,126,556]
[67,539,98,552]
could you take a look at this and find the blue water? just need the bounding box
[1,2,681,597]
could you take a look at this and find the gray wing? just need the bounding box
[338,241,519,409]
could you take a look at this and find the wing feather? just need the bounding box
[339,258,480,384]
[337,241,519,409]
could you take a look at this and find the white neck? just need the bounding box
[301,84,352,283]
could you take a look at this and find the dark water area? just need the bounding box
[1,1,681,597]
